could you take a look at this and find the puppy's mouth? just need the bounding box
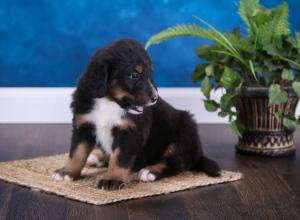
[121,96,158,115]
[127,105,145,115]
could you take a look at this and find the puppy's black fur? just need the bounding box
[55,39,221,190]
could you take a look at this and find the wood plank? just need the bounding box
[0,182,14,219]
[6,186,66,220]
[182,184,245,219]
[233,157,300,219]
[126,194,190,220]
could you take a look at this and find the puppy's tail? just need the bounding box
[193,156,221,177]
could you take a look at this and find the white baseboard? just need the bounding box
[1,87,298,124]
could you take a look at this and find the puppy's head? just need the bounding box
[79,39,158,115]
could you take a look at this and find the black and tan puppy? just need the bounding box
[52,39,221,190]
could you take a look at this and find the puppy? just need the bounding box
[52,39,221,190]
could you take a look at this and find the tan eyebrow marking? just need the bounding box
[135,64,143,74]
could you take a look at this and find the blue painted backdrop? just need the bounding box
[0,0,299,87]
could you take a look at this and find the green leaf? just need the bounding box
[248,60,258,81]
[220,93,235,112]
[201,76,212,99]
[218,111,229,118]
[196,45,217,59]
[205,65,214,76]
[281,69,294,81]
[274,105,284,121]
[292,81,300,96]
[192,64,206,83]
[230,119,245,137]
[274,111,281,121]
[239,0,261,35]
[277,55,300,69]
[204,100,219,112]
[252,10,270,25]
[268,84,288,105]
[283,115,300,130]
[225,33,254,53]
[264,60,282,71]
[220,67,242,90]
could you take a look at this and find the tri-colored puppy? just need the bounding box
[52,39,221,190]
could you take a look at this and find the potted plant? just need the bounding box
[146,0,300,156]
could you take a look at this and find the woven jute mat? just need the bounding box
[0,154,242,205]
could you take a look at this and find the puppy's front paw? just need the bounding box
[137,168,157,182]
[52,168,78,181]
[97,178,126,190]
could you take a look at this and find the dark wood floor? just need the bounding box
[0,124,300,220]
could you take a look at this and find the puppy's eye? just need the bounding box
[129,72,140,80]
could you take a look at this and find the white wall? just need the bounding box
[1,87,298,124]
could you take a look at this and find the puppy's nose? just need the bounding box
[151,96,158,103]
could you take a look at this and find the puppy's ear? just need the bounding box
[78,54,110,98]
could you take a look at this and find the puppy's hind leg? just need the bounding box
[192,156,221,177]
[138,155,184,182]
[174,112,221,177]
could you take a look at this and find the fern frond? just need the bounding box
[145,19,257,80]
[145,24,213,49]
[239,0,261,34]
[271,2,290,36]
[145,22,246,66]
[257,22,273,46]
[256,2,290,49]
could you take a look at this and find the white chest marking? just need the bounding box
[82,98,125,155]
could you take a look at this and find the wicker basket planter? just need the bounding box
[235,86,299,156]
